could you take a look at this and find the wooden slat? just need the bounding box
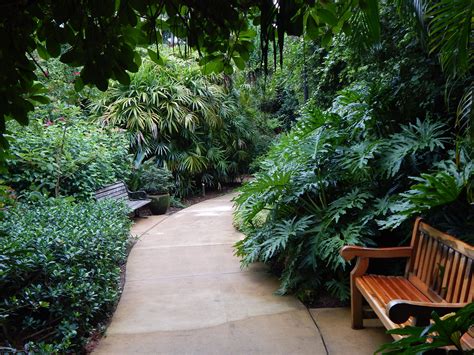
[95,184,124,193]
[95,183,126,193]
[406,217,424,274]
[440,248,454,299]
[434,245,449,294]
[459,259,472,303]
[95,185,127,195]
[446,252,461,302]
[467,273,474,302]
[424,239,439,285]
[420,237,434,282]
[428,242,444,292]
[96,188,127,197]
[451,256,466,303]
[413,232,427,275]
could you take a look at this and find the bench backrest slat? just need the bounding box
[95,182,129,200]
[406,218,474,303]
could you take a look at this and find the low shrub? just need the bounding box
[0,198,132,352]
[5,113,132,199]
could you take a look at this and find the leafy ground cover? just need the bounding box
[0,198,132,352]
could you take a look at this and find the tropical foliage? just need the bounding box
[0,0,381,150]
[234,3,473,301]
[3,106,131,200]
[235,93,472,300]
[377,303,474,354]
[92,57,263,196]
[0,198,132,352]
[132,161,174,195]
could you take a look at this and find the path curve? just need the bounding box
[94,193,325,354]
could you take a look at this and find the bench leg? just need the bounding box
[350,257,368,329]
[351,281,364,329]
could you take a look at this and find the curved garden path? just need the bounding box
[94,193,326,354]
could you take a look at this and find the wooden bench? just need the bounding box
[95,181,151,214]
[340,217,473,340]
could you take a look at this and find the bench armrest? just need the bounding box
[340,246,412,261]
[128,190,147,200]
[387,299,467,326]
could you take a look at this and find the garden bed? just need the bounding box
[0,198,133,353]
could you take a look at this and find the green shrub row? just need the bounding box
[0,198,132,352]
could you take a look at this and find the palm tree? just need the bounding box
[91,58,256,196]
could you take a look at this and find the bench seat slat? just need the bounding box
[128,199,151,210]
[358,275,431,306]
[95,181,151,213]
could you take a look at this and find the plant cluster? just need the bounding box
[0,0,384,154]
[4,109,132,200]
[377,303,474,353]
[235,89,473,301]
[132,161,174,195]
[234,4,473,301]
[92,57,263,197]
[0,198,132,352]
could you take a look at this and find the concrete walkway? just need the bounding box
[94,193,391,354]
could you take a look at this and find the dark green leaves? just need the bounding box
[0,198,132,352]
[427,0,473,78]
[147,49,164,65]
[376,303,474,353]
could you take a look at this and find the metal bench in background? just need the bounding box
[95,181,151,215]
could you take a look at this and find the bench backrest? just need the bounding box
[406,218,473,303]
[95,181,129,201]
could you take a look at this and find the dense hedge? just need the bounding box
[5,111,132,199]
[0,198,132,352]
